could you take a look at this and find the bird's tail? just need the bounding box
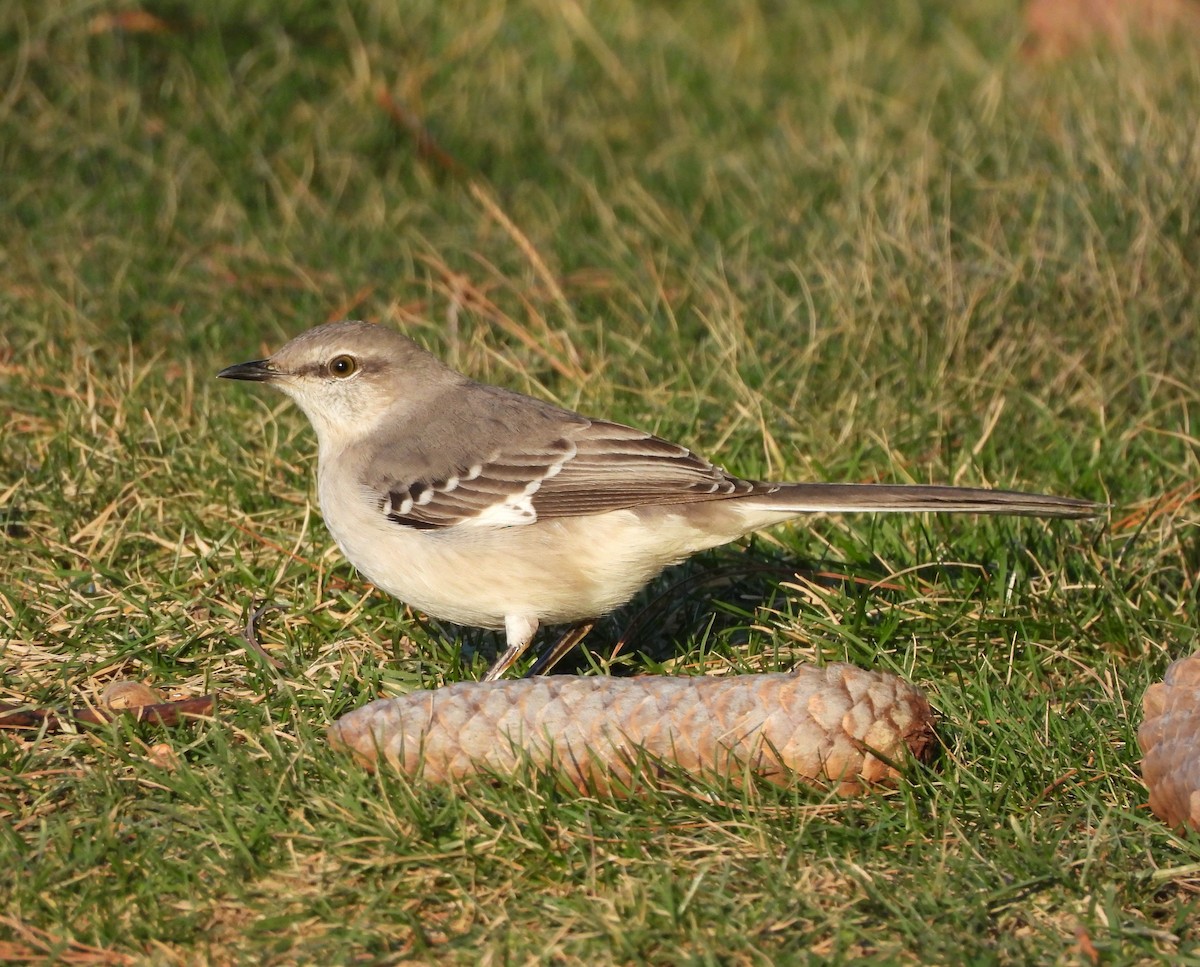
[753,483,1101,519]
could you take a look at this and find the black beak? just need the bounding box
[217,359,276,382]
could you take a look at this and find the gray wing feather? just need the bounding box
[376,412,762,530]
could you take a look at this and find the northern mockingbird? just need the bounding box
[219,320,1098,680]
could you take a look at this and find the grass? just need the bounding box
[2,0,1198,961]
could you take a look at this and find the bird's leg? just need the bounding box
[524,621,596,678]
[483,614,540,681]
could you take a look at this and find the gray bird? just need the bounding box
[219,320,1098,679]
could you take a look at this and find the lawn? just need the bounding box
[2,0,1198,962]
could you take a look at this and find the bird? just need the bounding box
[218,320,1098,680]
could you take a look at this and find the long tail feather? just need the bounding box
[759,483,1100,518]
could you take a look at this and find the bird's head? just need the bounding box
[218,320,460,450]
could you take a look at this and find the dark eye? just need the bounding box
[329,354,358,378]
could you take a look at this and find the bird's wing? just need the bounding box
[378,419,766,530]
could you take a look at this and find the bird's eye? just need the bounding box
[329,354,358,378]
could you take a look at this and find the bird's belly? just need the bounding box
[317,486,715,629]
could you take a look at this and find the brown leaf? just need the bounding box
[1024,0,1200,61]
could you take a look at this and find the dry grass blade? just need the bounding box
[469,182,574,326]
[375,87,469,178]
[414,251,587,381]
[0,916,135,966]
